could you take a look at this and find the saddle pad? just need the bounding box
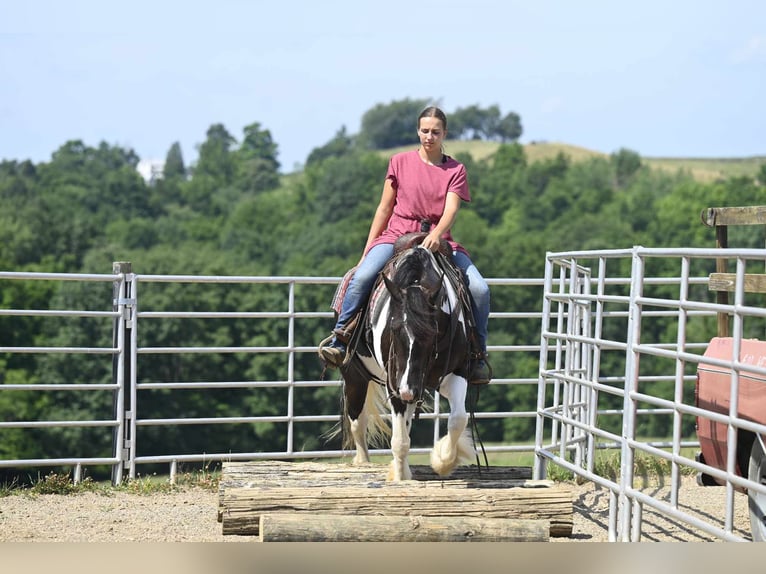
[331,266,357,316]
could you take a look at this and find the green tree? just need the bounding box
[30,141,150,268]
[181,125,237,213]
[236,122,280,193]
[470,143,529,226]
[163,142,186,180]
[306,126,355,166]
[193,124,236,184]
[0,160,40,267]
[304,151,385,226]
[496,111,523,142]
[610,147,643,188]
[357,98,432,150]
[451,104,500,140]
[149,142,187,212]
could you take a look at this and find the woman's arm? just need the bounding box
[360,178,397,262]
[422,191,461,251]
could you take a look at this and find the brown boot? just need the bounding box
[469,353,492,385]
[318,330,350,369]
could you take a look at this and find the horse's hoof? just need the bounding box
[352,454,370,466]
[387,461,411,482]
[431,453,457,478]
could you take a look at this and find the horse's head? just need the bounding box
[382,246,445,403]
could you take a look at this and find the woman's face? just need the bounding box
[417,117,446,152]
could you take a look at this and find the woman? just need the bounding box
[319,106,491,384]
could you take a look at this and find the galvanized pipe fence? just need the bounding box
[2,247,765,541]
[0,264,545,483]
[533,246,766,541]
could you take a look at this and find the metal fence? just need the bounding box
[533,246,766,541]
[0,264,545,483]
[2,247,765,541]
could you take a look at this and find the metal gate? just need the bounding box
[533,246,766,541]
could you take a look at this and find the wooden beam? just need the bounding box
[217,461,534,521]
[709,273,766,294]
[701,205,766,227]
[258,513,550,542]
[220,484,573,537]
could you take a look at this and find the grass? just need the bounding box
[642,155,766,182]
[374,140,765,183]
[0,465,222,498]
[281,139,764,185]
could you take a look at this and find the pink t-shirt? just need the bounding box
[366,150,472,255]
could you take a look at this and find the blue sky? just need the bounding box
[2,0,765,172]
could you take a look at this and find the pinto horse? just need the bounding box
[338,236,476,481]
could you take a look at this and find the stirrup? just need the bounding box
[469,352,492,385]
[318,334,346,368]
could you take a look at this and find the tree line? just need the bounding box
[1,97,764,478]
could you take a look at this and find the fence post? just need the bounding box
[533,254,555,480]
[617,248,644,541]
[111,261,133,485]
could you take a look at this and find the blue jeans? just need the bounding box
[334,244,490,352]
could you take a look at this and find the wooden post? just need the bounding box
[715,225,729,337]
[258,513,550,542]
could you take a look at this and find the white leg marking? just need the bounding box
[388,404,415,481]
[349,407,370,465]
[430,374,473,477]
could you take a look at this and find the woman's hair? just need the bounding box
[418,106,448,130]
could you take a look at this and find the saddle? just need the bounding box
[331,233,484,378]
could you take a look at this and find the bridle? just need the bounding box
[384,256,450,403]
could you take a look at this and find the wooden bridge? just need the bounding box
[217,460,573,542]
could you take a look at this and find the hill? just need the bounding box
[377,140,765,183]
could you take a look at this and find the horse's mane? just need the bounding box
[391,248,442,340]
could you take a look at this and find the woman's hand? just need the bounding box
[422,231,442,252]
[422,192,461,252]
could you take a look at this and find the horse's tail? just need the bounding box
[338,381,391,452]
[362,382,391,449]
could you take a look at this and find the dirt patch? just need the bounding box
[0,476,752,542]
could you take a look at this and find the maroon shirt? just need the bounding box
[366,150,471,255]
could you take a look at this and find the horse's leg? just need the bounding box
[430,374,474,477]
[343,376,370,465]
[387,397,415,481]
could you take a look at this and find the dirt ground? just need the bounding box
[0,475,753,542]
[558,475,752,542]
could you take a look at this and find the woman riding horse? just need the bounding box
[340,240,478,480]
[318,105,491,385]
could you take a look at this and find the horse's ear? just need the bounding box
[382,274,403,303]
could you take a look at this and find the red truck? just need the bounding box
[696,336,766,541]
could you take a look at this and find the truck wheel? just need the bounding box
[748,438,766,541]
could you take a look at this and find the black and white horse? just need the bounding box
[338,239,475,481]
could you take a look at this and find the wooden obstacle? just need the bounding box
[217,461,573,541]
[258,513,549,542]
